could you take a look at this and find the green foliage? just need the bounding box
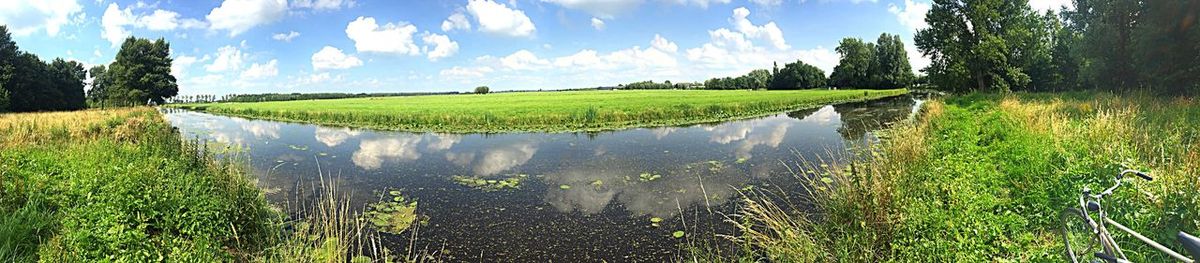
[171,89,906,133]
[915,0,1049,92]
[474,86,490,94]
[830,37,875,88]
[0,87,8,113]
[0,26,88,112]
[770,60,827,90]
[108,37,178,105]
[870,33,915,89]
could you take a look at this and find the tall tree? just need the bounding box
[1133,0,1200,95]
[747,69,773,89]
[88,65,110,105]
[916,0,1038,92]
[830,38,875,88]
[1050,11,1084,91]
[871,33,916,89]
[49,58,87,110]
[770,60,827,90]
[1068,0,1142,92]
[0,26,17,112]
[109,37,178,105]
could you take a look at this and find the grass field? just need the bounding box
[171,89,907,133]
[0,108,407,262]
[710,92,1200,262]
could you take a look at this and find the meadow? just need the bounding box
[0,108,411,262]
[171,89,907,133]
[711,92,1200,262]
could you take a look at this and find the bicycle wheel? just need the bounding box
[1061,207,1100,263]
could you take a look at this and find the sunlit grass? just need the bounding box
[171,89,907,133]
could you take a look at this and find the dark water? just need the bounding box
[162,95,922,262]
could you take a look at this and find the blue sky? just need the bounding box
[1,0,1069,95]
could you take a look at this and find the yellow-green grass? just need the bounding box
[171,89,907,133]
[706,92,1199,262]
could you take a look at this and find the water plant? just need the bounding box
[361,191,419,235]
[451,174,526,191]
[638,172,662,182]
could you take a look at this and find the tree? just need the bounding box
[474,86,490,94]
[0,85,8,112]
[916,0,1039,92]
[770,60,827,90]
[747,69,773,89]
[88,65,110,105]
[109,37,177,105]
[49,58,87,110]
[830,38,875,88]
[870,33,916,89]
[1133,0,1200,95]
[1067,0,1141,92]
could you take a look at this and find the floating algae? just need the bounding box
[362,191,419,234]
[451,174,527,191]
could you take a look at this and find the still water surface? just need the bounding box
[162,95,922,262]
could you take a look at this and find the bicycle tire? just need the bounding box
[1061,207,1100,263]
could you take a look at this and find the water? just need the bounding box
[162,95,922,262]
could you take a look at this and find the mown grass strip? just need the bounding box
[170,89,907,133]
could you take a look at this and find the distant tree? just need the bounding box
[88,65,110,105]
[830,37,875,88]
[475,86,490,94]
[747,69,772,89]
[109,37,177,105]
[770,60,827,90]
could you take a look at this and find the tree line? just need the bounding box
[0,25,177,113]
[916,0,1199,94]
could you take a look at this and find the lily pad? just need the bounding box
[361,195,419,234]
[672,230,685,238]
[559,184,572,190]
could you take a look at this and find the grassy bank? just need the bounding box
[721,92,1199,261]
[171,89,907,133]
[0,108,413,262]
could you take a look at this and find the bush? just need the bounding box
[474,86,490,94]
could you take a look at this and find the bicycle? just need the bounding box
[1061,169,1200,263]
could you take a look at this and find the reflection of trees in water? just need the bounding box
[831,96,917,142]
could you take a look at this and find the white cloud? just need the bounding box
[905,41,930,73]
[590,17,606,30]
[651,34,678,53]
[670,0,731,8]
[206,0,287,37]
[749,0,782,6]
[421,33,459,61]
[539,0,642,18]
[171,55,200,79]
[352,137,424,170]
[1028,0,1072,12]
[345,16,421,55]
[0,0,83,37]
[272,31,300,41]
[101,4,207,46]
[441,12,472,32]
[205,45,246,72]
[466,0,536,37]
[311,46,363,71]
[440,66,495,78]
[500,50,551,70]
[730,7,788,50]
[888,0,930,32]
[241,59,279,79]
[137,10,206,31]
[292,0,355,10]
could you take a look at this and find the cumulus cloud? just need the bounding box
[441,12,472,32]
[439,66,495,78]
[311,46,363,71]
[345,16,421,55]
[730,7,788,50]
[749,0,783,6]
[171,55,202,79]
[272,31,300,41]
[206,0,287,37]
[421,33,459,61]
[888,0,930,32]
[499,50,551,70]
[466,0,536,37]
[0,0,83,37]
[650,34,678,53]
[241,59,279,79]
[590,17,605,30]
[292,0,355,10]
[205,45,246,72]
[101,3,206,46]
[683,6,840,77]
[669,0,731,8]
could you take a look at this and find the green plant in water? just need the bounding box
[451,174,525,191]
[650,217,663,227]
[639,172,662,182]
[361,191,419,234]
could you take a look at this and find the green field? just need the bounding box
[173,89,907,133]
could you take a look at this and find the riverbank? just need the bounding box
[169,89,907,133]
[0,108,397,262]
[718,92,1199,262]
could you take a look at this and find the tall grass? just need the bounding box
[171,89,908,133]
[705,92,1198,262]
[0,108,438,262]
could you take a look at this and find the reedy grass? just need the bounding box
[698,92,1198,262]
[0,108,438,262]
[170,89,907,133]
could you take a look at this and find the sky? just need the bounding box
[1,0,1071,95]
